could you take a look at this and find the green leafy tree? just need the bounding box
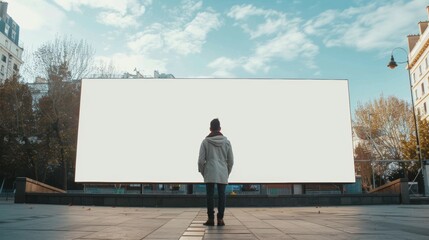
[401,118,429,181]
[34,64,81,190]
[0,75,35,181]
[402,118,429,159]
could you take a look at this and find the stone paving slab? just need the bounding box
[1,200,429,239]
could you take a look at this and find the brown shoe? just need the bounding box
[217,219,225,226]
[203,219,214,226]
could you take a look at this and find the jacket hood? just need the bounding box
[206,135,228,147]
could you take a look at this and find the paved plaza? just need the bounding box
[1,200,429,239]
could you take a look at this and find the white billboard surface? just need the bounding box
[75,79,355,183]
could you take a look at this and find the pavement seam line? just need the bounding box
[231,208,260,240]
[138,214,173,240]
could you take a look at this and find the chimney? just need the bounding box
[0,2,7,20]
[419,21,429,35]
[408,34,420,52]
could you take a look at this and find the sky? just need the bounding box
[7,0,429,114]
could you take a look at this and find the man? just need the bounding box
[198,118,234,226]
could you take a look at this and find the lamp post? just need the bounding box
[387,47,425,195]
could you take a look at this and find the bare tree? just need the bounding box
[92,58,121,78]
[20,46,38,82]
[355,96,412,159]
[30,35,94,190]
[33,35,95,81]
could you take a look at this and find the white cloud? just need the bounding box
[167,0,204,29]
[186,11,220,39]
[124,2,220,77]
[244,29,319,73]
[306,0,427,51]
[226,1,426,75]
[208,28,319,76]
[8,0,68,50]
[208,57,241,77]
[227,4,319,73]
[97,10,144,28]
[228,4,301,39]
[182,0,203,16]
[129,11,221,56]
[53,0,146,28]
[54,0,128,13]
[51,0,74,11]
[127,30,163,54]
[208,57,239,69]
[242,57,270,74]
[303,9,337,35]
[9,0,66,32]
[165,11,221,55]
[227,4,267,20]
[250,16,288,39]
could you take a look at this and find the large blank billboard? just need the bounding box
[75,79,355,183]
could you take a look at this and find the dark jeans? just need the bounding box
[206,183,226,220]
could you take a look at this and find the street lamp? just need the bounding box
[387,47,425,195]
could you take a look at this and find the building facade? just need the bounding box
[408,6,429,121]
[0,1,23,83]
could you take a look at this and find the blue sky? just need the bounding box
[8,0,429,113]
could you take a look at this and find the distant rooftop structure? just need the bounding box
[87,69,175,79]
[154,70,175,79]
[123,69,175,79]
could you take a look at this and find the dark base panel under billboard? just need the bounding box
[14,177,412,206]
[18,192,403,207]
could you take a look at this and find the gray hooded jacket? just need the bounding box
[198,135,234,184]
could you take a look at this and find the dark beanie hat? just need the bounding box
[210,118,221,131]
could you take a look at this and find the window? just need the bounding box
[11,31,15,40]
[427,79,429,92]
[1,55,6,62]
[426,58,429,69]
[11,22,16,30]
[419,65,422,76]
[415,89,419,100]
[1,65,4,74]
[4,24,9,34]
[423,82,426,95]
[13,63,17,71]
[424,102,428,115]
[413,73,416,83]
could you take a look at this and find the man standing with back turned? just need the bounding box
[198,118,234,226]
